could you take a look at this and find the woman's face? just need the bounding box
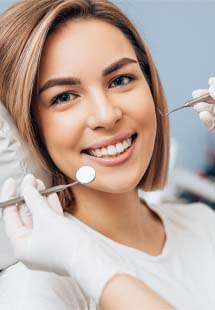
[35,18,157,193]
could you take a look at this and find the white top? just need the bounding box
[0,202,215,309]
[0,262,97,310]
[67,202,215,309]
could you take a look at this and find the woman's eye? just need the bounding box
[109,75,135,88]
[51,92,77,106]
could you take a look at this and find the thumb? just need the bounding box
[192,89,208,99]
[199,111,215,132]
[209,85,215,101]
[208,77,215,87]
[46,193,64,216]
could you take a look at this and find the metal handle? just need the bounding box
[0,181,79,209]
[159,93,214,117]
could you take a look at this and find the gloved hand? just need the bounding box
[192,77,215,132]
[1,175,134,305]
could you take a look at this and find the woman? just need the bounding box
[0,0,215,309]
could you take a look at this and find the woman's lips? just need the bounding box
[81,134,137,167]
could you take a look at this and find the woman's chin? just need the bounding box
[87,175,142,194]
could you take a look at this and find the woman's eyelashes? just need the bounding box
[109,74,136,88]
[50,74,136,106]
[50,92,78,106]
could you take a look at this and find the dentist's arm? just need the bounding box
[1,175,175,310]
[192,77,215,132]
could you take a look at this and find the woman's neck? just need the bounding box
[71,186,164,252]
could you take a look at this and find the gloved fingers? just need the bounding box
[18,203,33,229]
[20,174,46,193]
[46,193,64,216]
[19,175,46,229]
[20,174,37,193]
[199,111,215,132]
[208,77,215,87]
[193,102,214,114]
[35,178,46,191]
[19,174,38,228]
[26,177,64,216]
[1,178,28,240]
[18,176,46,229]
[208,85,215,101]
[22,185,54,221]
[1,178,17,205]
[192,88,208,99]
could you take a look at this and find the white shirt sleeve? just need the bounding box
[194,203,215,249]
[172,202,215,257]
[0,262,94,310]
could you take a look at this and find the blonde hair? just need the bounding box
[0,0,169,213]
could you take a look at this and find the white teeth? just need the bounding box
[95,149,102,157]
[101,147,108,156]
[107,145,117,155]
[116,142,124,153]
[127,138,132,146]
[123,140,129,149]
[88,137,133,158]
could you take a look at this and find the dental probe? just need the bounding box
[159,92,215,117]
[0,166,96,209]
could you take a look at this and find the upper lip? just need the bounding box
[82,132,136,151]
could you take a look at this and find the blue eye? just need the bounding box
[109,75,135,88]
[51,92,77,106]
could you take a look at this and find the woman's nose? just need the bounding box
[87,93,123,130]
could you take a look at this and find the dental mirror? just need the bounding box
[76,165,96,184]
[0,165,96,209]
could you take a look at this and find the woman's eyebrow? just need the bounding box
[102,57,138,77]
[38,57,138,95]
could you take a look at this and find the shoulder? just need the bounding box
[0,262,91,310]
[156,202,215,223]
[152,202,215,240]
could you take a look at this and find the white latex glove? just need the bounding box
[192,77,215,132]
[1,175,134,305]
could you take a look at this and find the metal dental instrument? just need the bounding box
[0,166,96,209]
[158,93,215,117]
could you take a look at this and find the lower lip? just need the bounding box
[82,136,137,167]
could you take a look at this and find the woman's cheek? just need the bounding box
[40,112,78,155]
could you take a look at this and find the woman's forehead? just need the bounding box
[39,19,137,80]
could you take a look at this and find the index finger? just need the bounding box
[22,185,53,219]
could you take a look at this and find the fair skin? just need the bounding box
[34,18,172,308]
[35,18,165,252]
[101,274,174,309]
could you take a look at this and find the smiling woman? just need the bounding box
[33,17,164,202]
[0,0,169,214]
[0,0,214,310]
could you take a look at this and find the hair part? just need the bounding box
[0,0,169,213]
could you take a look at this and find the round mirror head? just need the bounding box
[76,166,96,184]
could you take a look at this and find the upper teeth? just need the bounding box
[89,137,132,157]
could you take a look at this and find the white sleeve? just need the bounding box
[184,203,215,248]
[165,202,215,248]
[207,204,215,241]
[0,262,91,310]
[195,203,215,248]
